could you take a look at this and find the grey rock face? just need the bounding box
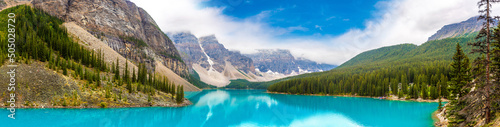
[168,32,209,68]
[170,32,334,75]
[295,57,338,72]
[428,16,484,41]
[0,0,6,9]
[199,35,255,73]
[246,49,337,74]
[170,32,255,73]
[246,49,294,74]
[31,0,189,77]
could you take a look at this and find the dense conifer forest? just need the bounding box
[268,37,477,99]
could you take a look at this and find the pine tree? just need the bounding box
[69,60,74,71]
[148,94,152,103]
[421,85,428,99]
[175,85,183,104]
[96,70,101,87]
[56,55,60,70]
[449,43,470,100]
[111,61,115,73]
[105,86,111,98]
[166,82,170,94]
[430,85,437,99]
[132,68,136,83]
[180,85,184,100]
[48,54,54,69]
[123,60,130,84]
[171,84,176,95]
[127,81,133,93]
[91,50,95,67]
[62,59,68,75]
[78,62,83,79]
[474,0,499,122]
[114,58,120,81]
[438,97,443,110]
[493,22,500,83]
[138,63,147,85]
[149,72,153,85]
[440,74,449,99]
[137,83,141,92]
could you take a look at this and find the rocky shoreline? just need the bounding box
[0,99,192,109]
[433,104,449,127]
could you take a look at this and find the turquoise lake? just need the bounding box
[3,89,438,127]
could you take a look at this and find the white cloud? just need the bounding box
[315,25,323,31]
[131,0,493,65]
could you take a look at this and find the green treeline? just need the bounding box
[268,36,478,100]
[0,5,184,103]
[127,62,185,102]
[268,61,449,99]
[0,5,108,78]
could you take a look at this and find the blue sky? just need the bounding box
[132,0,481,65]
[201,0,383,38]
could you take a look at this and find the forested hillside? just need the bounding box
[268,35,478,99]
[0,5,188,108]
[337,44,418,69]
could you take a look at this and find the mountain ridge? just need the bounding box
[245,49,337,74]
[169,32,337,87]
[31,0,190,79]
[169,32,262,87]
[428,16,484,41]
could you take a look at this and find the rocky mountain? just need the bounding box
[245,49,337,75]
[31,0,189,79]
[199,35,255,74]
[169,32,260,87]
[295,57,338,72]
[0,0,31,11]
[168,32,210,69]
[29,0,203,90]
[169,32,336,87]
[0,0,6,9]
[169,32,255,74]
[428,16,483,41]
[0,5,193,109]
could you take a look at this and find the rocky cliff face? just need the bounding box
[169,32,335,86]
[169,32,254,74]
[295,57,338,72]
[168,32,210,69]
[246,49,294,74]
[0,0,31,11]
[0,0,6,9]
[199,35,255,73]
[169,32,259,87]
[31,0,189,78]
[428,16,483,41]
[246,49,336,74]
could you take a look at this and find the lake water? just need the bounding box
[3,89,438,127]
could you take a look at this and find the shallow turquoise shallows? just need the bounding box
[3,89,439,127]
